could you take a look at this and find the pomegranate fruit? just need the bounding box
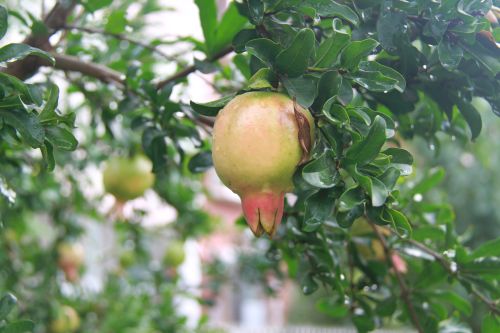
[50,305,80,333]
[212,92,314,236]
[57,242,84,282]
[103,154,155,202]
[163,240,186,267]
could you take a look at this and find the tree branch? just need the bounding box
[156,46,233,89]
[61,25,176,61]
[367,219,424,333]
[50,53,124,86]
[2,1,77,80]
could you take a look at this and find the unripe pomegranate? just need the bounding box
[163,240,186,267]
[50,305,80,333]
[57,242,84,282]
[212,92,315,236]
[103,154,155,202]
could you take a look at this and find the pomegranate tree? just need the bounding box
[212,92,315,237]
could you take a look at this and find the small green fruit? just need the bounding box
[163,241,185,267]
[50,305,80,333]
[103,154,155,202]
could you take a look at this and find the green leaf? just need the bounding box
[104,9,127,34]
[3,320,35,333]
[338,186,364,212]
[40,140,55,171]
[0,5,7,40]
[84,0,113,12]
[462,41,500,76]
[247,68,274,89]
[337,204,364,228]
[195,0,217,54]
[430,290,472,316]
[346,116,386,165]
[245,38,280,67]
[302,150,338,188]
[302,0,359,26]
[461,258,500,276]
[314,18,350,68]
[0,99,44,147]
[482,314,500,333]
[233,29,259,53]
[316,298,349,318]
[340,39,379,70]
[383,147,413,175]
[322,98,349,126]
[281,74,319,108]
[352,61,406,93]
[349,165,388,207]
[313,70,343,110]
[246,0,264,24]
[0,293,17,320]
[470,238,500,260]
[438,39,463,71]
[353,314,376,332]
[45,126,78,151]
[387,208,412,238]
[458,101,482,140]
[188,151,213,173]
[301,274,319,295]
[39,84,59,123]
[276,28,315,78]
[303,189,335,232]
[0,43,54,65]
[190,94,235,117]
[410,167,445,195]
[213,3,247,55]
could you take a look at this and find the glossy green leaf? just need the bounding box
[0,43,54,65]
[346,116,386,165]
[383,147,413,175]
[302,150,338,188]
[303,189,335,232]
[213,3,247,55]
[349,165,388,207]
[438,39,463,71]
[461,258,500,276]
[458,100,482,140]
[322,97,349,126]
[190,94,235,117]
[276,28,315,78]
[314,19,350,68]
[340,39,379,70]
[302,0,359,26]
[0,101,44,147]
[188,151,213,173]
[45,126,78,151]
[40,140,55,171]
[39,84,59,123]
[246,0,264,24]
[337,204,364,228]
[281,74,318,108]
[352,61,406,93]
[338,186,364,212]
[233,29,259,53]
[301,274,319,295]
[387,208,412,238]
[245,38,280,66]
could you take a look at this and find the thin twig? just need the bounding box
[402,238,500,315]
[367,219,424,333]
[156,46,234,89]
[62,25,177,61]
